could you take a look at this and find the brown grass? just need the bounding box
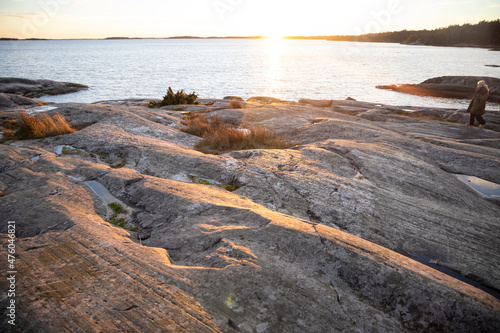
[228,100,244,109]
[18,112,76,138]
[181,112,297,154]
[1,119,18,130]
[0,119,18,140]
[180,112,226,137]
[1,128,14,138]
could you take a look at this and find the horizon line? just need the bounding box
[1,19,497,41]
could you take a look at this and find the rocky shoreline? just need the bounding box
[1,84,500,332]
[377,76,500,102]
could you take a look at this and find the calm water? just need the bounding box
[1,39,499,109]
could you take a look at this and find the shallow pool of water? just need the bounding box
[85,181,127,207]
[413,255,500,300]
[455,174,500,199]
[55,145,74,155]
[27,105,59,114]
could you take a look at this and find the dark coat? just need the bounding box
[467,86,489,116]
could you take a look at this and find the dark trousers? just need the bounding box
[469,114,486,126]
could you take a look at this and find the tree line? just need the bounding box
[325,20,500,47]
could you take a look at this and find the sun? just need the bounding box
[266,32,284,43]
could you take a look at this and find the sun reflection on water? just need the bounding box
[265,36,284,96]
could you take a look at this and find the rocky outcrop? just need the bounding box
[0,77,89,98]
[0,93,48,109]
[223,96,245,101]
[1,97,500,332]
[298,98,333,107]
[377,76,500,101]
[247,96,285,104]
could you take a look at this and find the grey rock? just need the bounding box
[223,96,245,101]
[247,96,285,104]
[0,93,14,108]
[298,98,333,107]
[377,76,500,101]
[0,77,89,98]
[0,92,47,109]
[1,96,499,332]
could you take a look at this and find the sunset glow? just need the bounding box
[0,0,499,39]
[266,32,284,43]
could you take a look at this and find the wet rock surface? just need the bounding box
[1,97,500,332]
[377,76,500,101]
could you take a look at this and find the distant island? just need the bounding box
[2,20,499,48]
[104,36,266,40]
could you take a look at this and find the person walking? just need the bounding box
[467,80,489,127]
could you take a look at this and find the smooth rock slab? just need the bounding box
[0,77,89,98]
[1,96,500,332]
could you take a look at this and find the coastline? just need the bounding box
[1,36,498,50]
[2,41,498,111]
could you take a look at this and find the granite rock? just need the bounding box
[377,76,500,101]
[0,77,89,98]
[1,96,500,332]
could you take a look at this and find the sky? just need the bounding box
[0,0,499,39]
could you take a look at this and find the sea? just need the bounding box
[1,38,499,110]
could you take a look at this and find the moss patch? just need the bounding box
[108,202,127,214]
[190,176,241,192]
[62,146,89,157]
[107,202,137,231]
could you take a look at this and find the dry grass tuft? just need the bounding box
[228,100,244,109]
[0,119,18,140]
[181,112,297,154]
[18,112,76,138]
[180,112,226,137]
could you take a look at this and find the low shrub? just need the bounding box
[17,112,75,139]
[181,112,297,154]
[147,100,158,108]
[148,87,199,108]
